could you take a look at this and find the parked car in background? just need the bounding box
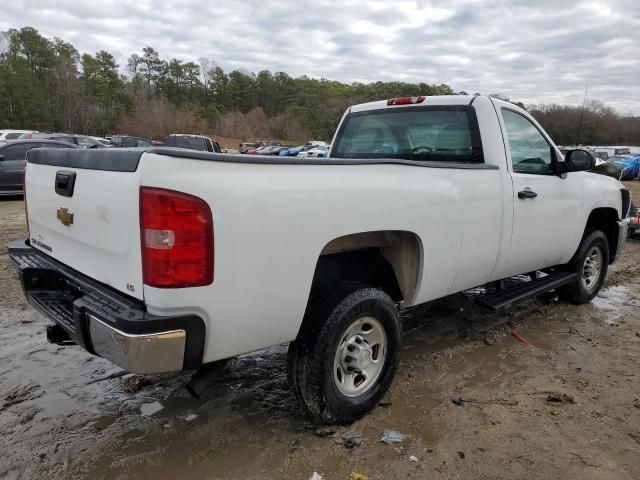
[109,136,154,148]
[29,133,107,149]
[260,146,283,155]
[298,145,329,158]
[627,202,640,237]
[165,134,222,153]
[280,145,316,157]
[239,143,255,153]
[0,130,38,142]
[595,147,632,159]
[304,140,328,148]
[270,146,291,155]
[249,146,272,154]
[607,155,640,180]
[0,139,78,195]
[281,146,303,156]
[593,150,609,161]
[91,136,113,147]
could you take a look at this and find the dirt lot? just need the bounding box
[1,189,640,480]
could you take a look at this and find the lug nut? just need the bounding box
[355,338,362,344]
[347,345,355,352]
[345,356,352,362]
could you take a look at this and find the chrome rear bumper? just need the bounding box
[89,316,187,374]
[9,238,205,374]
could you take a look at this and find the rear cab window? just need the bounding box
[331,106,484,163]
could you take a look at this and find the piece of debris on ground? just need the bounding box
[546,392,576,404]
[381,430,406,444]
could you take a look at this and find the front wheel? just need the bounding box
[559,230,609,304]
[288,286,401,424]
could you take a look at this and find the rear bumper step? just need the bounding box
[9,238,205,373]
[477,271,580,310]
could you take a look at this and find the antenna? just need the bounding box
[575,83,589,145]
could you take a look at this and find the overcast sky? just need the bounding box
[4,0,639,113]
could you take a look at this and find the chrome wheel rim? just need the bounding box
[581,246,603,291]
[333,317,387,397]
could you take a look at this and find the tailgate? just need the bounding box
[25,148,145,300]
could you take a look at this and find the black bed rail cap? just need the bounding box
[27,147,148,172]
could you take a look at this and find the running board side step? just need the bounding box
[477,272,580,311]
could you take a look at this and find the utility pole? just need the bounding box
[575,83,589,145]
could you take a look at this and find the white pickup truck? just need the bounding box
[10,95,629,424]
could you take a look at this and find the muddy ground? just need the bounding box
[1,190,640,480]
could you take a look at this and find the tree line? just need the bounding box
[1,26,639,146]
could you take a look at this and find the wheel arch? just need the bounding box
[309,230,423,305]
[583,207,619,263]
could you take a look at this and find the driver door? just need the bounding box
[500,108,581,276]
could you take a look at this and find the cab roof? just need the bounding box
[350,95,477,113]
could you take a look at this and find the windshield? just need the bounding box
[332,107,481,162]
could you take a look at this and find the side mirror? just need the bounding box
[564,149,596,172]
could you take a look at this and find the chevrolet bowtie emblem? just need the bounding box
[56,207,74,226]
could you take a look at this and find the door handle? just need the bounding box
[518,189,537,199]
[55,170,76,197]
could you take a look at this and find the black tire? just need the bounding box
[559,230,609,304]
[288,285,401,424]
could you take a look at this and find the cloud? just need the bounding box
[3,0,639,113]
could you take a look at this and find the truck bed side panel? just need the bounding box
[139,153,503,362]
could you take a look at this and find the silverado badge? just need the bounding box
[56,207,74,226]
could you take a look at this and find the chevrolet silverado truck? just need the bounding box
[9,95,629,424]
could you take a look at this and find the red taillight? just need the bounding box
[387,96,425,106]
[140,187,213,288]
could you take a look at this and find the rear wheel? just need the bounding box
[559,230,609,304]
[288,286,401,424]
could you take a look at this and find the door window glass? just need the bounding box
[502,109,554,174]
